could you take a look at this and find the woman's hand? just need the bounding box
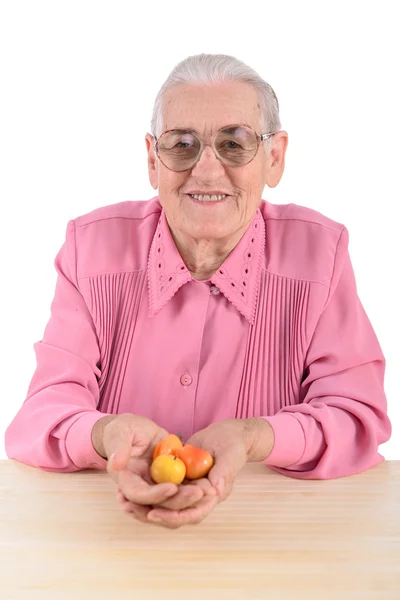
[128,418,274,528]
[102,414,206,518]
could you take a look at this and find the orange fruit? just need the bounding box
[176,444,214,479]
[153,433,183,460]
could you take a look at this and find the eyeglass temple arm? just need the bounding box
[260,132,276,141]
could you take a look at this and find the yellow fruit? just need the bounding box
[150,454,186,485]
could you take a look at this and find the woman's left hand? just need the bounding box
[116,418,274,528]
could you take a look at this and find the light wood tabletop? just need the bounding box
[0,459,399,600]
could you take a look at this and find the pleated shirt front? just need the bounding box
[5,196,391,478]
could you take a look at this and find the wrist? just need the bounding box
[91,415,118,459]
[243,417,275,462]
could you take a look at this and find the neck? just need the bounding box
[169,228,243,281]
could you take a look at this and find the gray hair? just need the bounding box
[150,53,281,154]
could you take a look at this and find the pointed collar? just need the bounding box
[147,206,265,325]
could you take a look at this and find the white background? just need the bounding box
[0,0,398,459]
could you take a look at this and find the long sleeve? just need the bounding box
[4,197,393,479]
[262,226,392,479]
[5,220,111,472]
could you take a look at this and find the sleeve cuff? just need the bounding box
[65,411,113,470]
[260,413,306,468]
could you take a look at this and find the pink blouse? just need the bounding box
[5,196,392,479]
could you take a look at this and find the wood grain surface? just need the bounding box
[0,459,399,599]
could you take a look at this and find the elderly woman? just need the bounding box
[5,53,391,528]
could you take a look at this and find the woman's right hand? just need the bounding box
[102,414,204,518]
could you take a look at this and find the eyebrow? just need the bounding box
[166,124,251,135]
[168,128,197,134]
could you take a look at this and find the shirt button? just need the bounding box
[210,285,220,295]
[180,373,193,386]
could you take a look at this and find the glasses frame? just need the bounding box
[153,123,277,172]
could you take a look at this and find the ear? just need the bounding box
[145,133,159,190]
[265,131,289,188]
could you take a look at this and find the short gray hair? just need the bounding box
[150,53,281,154]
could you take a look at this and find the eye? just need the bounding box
[221,141,241,149]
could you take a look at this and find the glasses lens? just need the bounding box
[214,126,258,166]
[158,131,200,171]
[156,126,258,171]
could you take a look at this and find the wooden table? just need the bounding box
[0,459,399,599]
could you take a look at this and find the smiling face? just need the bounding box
[145,80,288,252]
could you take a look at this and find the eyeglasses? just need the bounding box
[153,124,277,172]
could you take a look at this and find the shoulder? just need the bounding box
[259,199,348,286]
[73,196,162,228]
[260,199,345,233]
[69,197,162,279]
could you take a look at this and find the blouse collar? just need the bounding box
[147,206,265,325]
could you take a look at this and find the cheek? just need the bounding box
[159,174,187,198]
[158,178,182,208]
[169,169,186,185]
[236,165,262,192]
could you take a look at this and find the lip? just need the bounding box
[186,191,231,196]
[187,193,230,206]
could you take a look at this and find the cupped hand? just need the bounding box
[103,414,207,520]
[111,416,273,528]
[116,475,218,527]
[123,419,255,528]
[103,414,177,505]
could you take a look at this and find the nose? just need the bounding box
[190,143,226,178]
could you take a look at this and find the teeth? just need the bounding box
[190,194,227,201]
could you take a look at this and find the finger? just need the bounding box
[147,494,219,528]
[118,469,178,505]
[207,468,232,501]
[117,494,151,523]
[207,455,242,500]
[156,477,219,510]
[107,445,132,472]
[116,488,153,522]
[108,430,154,472]
[156,484,204,510]
[186,477,218,496]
